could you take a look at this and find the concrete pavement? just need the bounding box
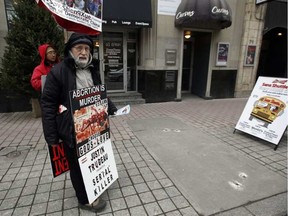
[0,96,287,216]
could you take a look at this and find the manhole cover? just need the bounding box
[6,151,21,158]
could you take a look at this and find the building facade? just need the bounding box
[0,0,287,111]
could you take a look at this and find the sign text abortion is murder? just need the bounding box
[71,85,107,108]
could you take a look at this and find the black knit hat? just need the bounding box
[64,33,94,56]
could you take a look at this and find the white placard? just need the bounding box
[79,139,118,203]
[235,76,288,145]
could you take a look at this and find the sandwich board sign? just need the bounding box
[69,84,118,204]
[235,76,288,146]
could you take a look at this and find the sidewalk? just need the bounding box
[0,96,287,216]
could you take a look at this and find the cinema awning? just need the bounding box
[103,0,152,28]
[175,0,232,30]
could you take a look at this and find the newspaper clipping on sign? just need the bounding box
[39,0,102,32]
[235,76,288,145]
[69,84,118,204]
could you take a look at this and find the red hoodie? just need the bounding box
[30,44,59,92]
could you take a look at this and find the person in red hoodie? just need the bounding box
[31,44,59,92]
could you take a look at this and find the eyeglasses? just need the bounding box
[73,45,90,53]
[46,51,56,55]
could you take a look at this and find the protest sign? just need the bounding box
[48,142,69,177]
[36,0,102,34]
[235,76,288,145]
[69,84,118,203]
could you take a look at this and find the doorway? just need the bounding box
[181,39,194,92]
[181,31,212,97]
[99,31,138,92]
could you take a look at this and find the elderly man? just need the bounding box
[41,33,117,212]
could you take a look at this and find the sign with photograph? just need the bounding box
[36,0,102,33]
[216,42,229,66]
[235,76,288,145]
[244,45,256,66]
[69,84,118,203]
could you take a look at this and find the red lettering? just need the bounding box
[54,157,69,176]
[52,144,65,161]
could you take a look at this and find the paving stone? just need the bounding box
[165,186,181,197]
[51,181,65,191]
[110,197,127,211]
[121,185,136,197]
[49,189,64,201]
[63,207,78,216]
[117,177,132,187]
[0,197,17,210]
[131,175,145,184]
[6,168,20,175]
[5,188,22,199]
[171,196,190,208]
[108,188,122,199]
[1,174,16,182]
[129,205,147,216]
[37,183,51,193]
[21,186,37,196]
[29,202,47,216]
[12,206,31,216]
[34,192,49,204]
[113,209,130,216]
[152,189,169,201]
[165,210,182,216]
[63,197,78,209]
[159,179,173,188]
[138,191,156,204]
[25,178,39,187]
[0,190,7,199]
[125,195,141,208]
[134,183,149,193]
[46,212,63,216]
[127,168,140,176]
[17,195,34,207]
[146,180,162,190]
[46,200,63,213]
[0,209,13,216]
[64,187,75,198]
[158,199,177,213]
[144,202,163,216]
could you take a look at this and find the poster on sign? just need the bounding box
[69,84,118,203]
[235,76,288,145]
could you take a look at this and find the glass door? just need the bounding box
[103,32,124,91]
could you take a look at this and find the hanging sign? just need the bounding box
[235,76,288,145]
[36,0,102,34]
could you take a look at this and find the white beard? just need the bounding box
[75,57,89,68]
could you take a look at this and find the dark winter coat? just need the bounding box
[41,34,117,147]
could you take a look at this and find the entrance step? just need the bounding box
[107,92,146,106]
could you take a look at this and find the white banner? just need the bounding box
[40,0,102,32]
[235,76,288,145]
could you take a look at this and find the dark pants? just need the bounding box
[64,144,89,204]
